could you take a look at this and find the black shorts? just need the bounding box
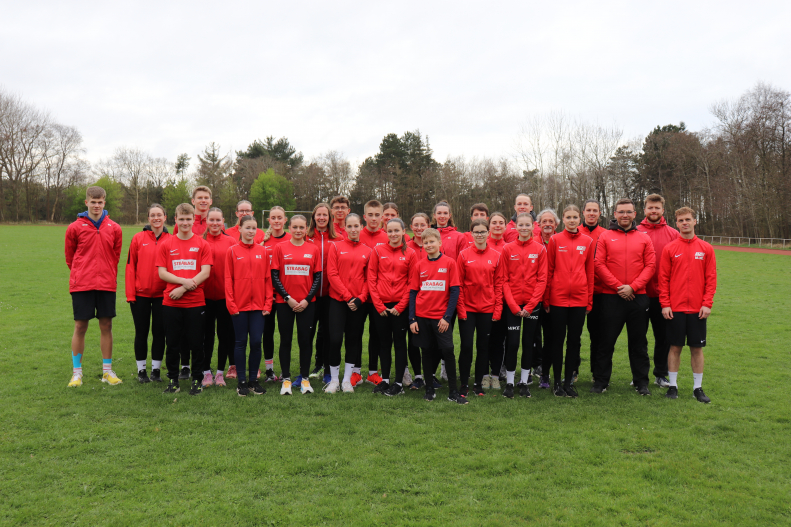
[666,312,707,348]
[71,290,117,320]
[413,316,454,351]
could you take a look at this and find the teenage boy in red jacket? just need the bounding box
[65,186,123,388]
[658,207,716,403]
[580,199,606,381]
[359,200,389,385]
[592,198,656,395]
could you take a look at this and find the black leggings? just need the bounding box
[357,304,380,372]
[130,296,165,362]
[505,305,541,373]
[407,332,422,376]
[231,310,265,382]
[488,316,507,376]
[372,302,409,382]
[311,295,331,372]
[549,305,587,384]
[203,298,235,372]
[532,310,552,373]
[585,294,602,375]
[327,298,367,367]
[263,309,277,363]
[163,305,205,382]
[459,312,493,386]
[276,302,317,379]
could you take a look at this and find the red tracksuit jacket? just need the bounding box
[456,245,504,319]
[436,225,466,260]
[581,223,607,294]
[65,211,123,293]
[544,229,595,309]
[307,229,341,298]
[225,241,273,313]
[270,240,321,303]
[327,239,371,303]
[203,232,237,301]
[192,214,208,236]
[504,219,542,243]
[333,221,348,240]
[409,253,461,319]
[125,225,170,301]
[359,227,388,250]
[225,225,265,245]
[500,238,547,315]
[637,217,680,298]
[658,236,717,313]
[263,232,292,265]
[155,234,214,308]
[407,239,426,259]
[595,222,656,295]
[487,236,507,253]
[367,243,417,314]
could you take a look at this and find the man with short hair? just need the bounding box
[637,193,679,388]
[329,196,351,239]
[592,198,656,395]
[658,207,716,403]
[463,203,489,247]
[504,194,539,242]
[190,186,213,236]
[580,199,607,381]
[358,200,389,385]
[226,200,265,243]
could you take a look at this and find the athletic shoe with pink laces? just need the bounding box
[214,371,226,387]
[202,372,214,387]
[226,365,238,379]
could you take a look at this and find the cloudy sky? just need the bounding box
[4,0,790,167]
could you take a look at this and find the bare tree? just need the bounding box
[40,124,84,221]
[105,147,152,223]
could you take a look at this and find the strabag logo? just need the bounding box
[695,251,705,260]
[284,264,310,276]
[172,259,197,271]
[421,280,446,291]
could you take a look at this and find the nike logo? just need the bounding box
[559,246,566,249]
[237,257,244,260]
[467,261,475,264]
[381,256,387,259]
[170,249,178,253]
[283,254,292,258]
[611,239,618,241]
[142,243,148,246]
[341,251,349,254]
[675,254,683,257]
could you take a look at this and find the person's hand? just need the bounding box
[388,307,400,316]
[437,319,450,333]
[544,304,550,313]
[262,310,270,316]
[617,284,635,300]
[348,299,358,311]
[231,312,240,316]
[287,297,299,310]
[662,307,673,320]
[294,299,308,312]
[410,322,419,334]
[169,286,185,300]
[182,278,197,291]
[492,315,500,322]
[699,306,711,319]
[379,309,389,317]
[128,300,135,304]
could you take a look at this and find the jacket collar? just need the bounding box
[78,210,107,229]
[582,222,600,233]
[639,217,669,230]
[608,219,638,233]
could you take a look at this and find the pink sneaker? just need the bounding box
[226,365,237,379]
[215,372,226,387]
[202,372,214,387]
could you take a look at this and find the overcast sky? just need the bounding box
[4,0,790,168]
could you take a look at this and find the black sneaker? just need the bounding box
[189,379,202,396]
[564,384,578,398]
[693,387,711,403]
[636,384,651,396]
[410,377,425,390]
[590,382,607,394]
[665,386,678,399]
[517,382,531,398]
[533,365,542,377]
[264,369,277,382]
[309,366,323,378]
[178,367,190,380]
[250,380,266,395]
[424,386,436,401]
[655,376,671,388]
[448,390,468,405]
[373,381,389,394]
[137,369,150,383]
[553,382,567,397]
[526,372,533,386]
[384,383,404,397]
[237,380,250,397]
[472,384,486,396]
[503,383,515,399]
[459,384,469,398]
[150,369,162,382]
[163,379,180,394]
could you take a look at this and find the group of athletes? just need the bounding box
[65,184,717,404]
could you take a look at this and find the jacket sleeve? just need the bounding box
[124,235,138,301]
[394,251,413,315]
[224,247,238,314]
[455,253,467,319]
[585,238,595,310]
[503,259,520,315]
[327,244,352,302]
[493,254,504,320]
[113,223,123,265]
[358,258,370,303]
[595,235,621,291]
[658,245,673,309]
[703,245,717,308]
[630,235,656,292]
[527,247,547,313]
[65,223,77,269]
[367,248,385,312]
[543,238,555,306]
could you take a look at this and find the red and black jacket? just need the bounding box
[637,217,680,298]
[595,220,656,296]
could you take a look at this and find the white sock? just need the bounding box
[394,381,402,386]
[520,369,530,384]
[181,364,189,370]
[404,367,411,376]
[152,360,162,370]
[265,359,274,371]
[330,365,340,382]
[669,372,678,387]
[415,374,423,379]
[383,378,389,384]
[343,364,354,383]
[369,370,377,376]
[507,371,515,385]
[203,370,211,376]
[353,367,361,375]
[136,360,146,371]
[216,370,223,375]
[693,373,703,389]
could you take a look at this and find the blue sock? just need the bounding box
[102,358,112,372]
[72,352,82,374]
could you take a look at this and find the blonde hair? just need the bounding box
[422,227,441,242]
[175,203,195,217]
[192,185,212,199]
[562,205,580,215]
[263,206,288,242]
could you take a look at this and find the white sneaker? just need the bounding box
[342,381,354,393]
[402,368,413,386]
[481,375,491,389]
[280,379,292,395]
[324,380,340,393]
[655,376,671,388]
[301,379,314,394]
[490,376,501,390]
[440,361,448,381]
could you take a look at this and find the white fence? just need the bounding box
[699,235,790,250]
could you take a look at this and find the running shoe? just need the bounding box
[590,383,607,394]
[539,375,550,389]
[324,380,340,393]
[102,370,123,385]
[472,384,486,396]
[237,380,250,397]
[226,365,237,379]
[163,379,180,393]
[280,379,292,395]
[533,365,543,377]
[341,381,354,393]
[526,371,534,386]
[459,384,469,398]
[373,381,389,394]
[67,373,83,388]
[264,369,278,382]
[693,388,711,404]
[309,366,323,379]
[448,391,468,405]
[502,383,515,399]
[350,372,363,387]
[440,362,448,381]
[432,376,443,389]
[553,382,567,397]
[384,383,404,397]
[480,375,491,389]
[202,371,214,387]
[178,366,190,380]
[402,369,413,387]
[655,376,671,388]
[300,379,313,394]
[410,377,425,390]
[137,369,151,384]
[189,379,202,396]
[150,369,162,382]
[293,375,303,387]
[490,376,501,390]
[635,384,651,396]
[571,371,578,385]
[499,365,507,383]
[424,386,436,401]
[517,382,531,398]
[366,372,383,385]
[565,384,578,398]
[323,373,332,384]
[665,386,678,399]
[250,380,266,395]
[214,371,226,387]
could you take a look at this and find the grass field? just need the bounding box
[1,225,789,526]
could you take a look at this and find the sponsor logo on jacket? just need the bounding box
[695,251,705,260]
[421,280,446,291]
[438,268,447,273]
[189,247,200,252]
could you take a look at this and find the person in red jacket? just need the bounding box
[260,206,291,382]
[544,205,595,398]
[407,212,430,260]
[504,194,541,242]
[367,218,417,396]
[593,197,656,395]
[330,195,350,240]
[457,219,504,397]
[580,199,607,382]
[637,193,680,388]
[125,203,169,383]
[359,200,389,385]
[382,202,412,241]
[306,202,341,383]
[190,186,212,235]
[658,207,716,403]
[271,215,322,395]
[462,203,490,248]
[200,208,238,387]
[533,208,560,389]
[157,203,213,396]
[225,215,273,397]
[500,213,547,398]
[326,213,372,393]
[483,211,509,390]
[65,186,123,388]
[406,212,430,388]
[408,228,467,405]
[225,200,265,244]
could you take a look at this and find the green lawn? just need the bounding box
[0,225,789,526]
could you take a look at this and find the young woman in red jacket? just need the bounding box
[405,212,430,388]
[544,205,595,398]
[271,215,321,395]
[306,203,341,383]
[432,201,466,260]
[326,213,372,393]
[368,218,417,396]
[225,215,273,396]
[483,211,509,390]
[200,208,238,387]
[260,206,291,382]
[126,203,169,383]
[457,218,505,397]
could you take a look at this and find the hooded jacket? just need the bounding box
[65,211,123,293]
[637,217,680,298]
[125,225,170,300]
[595,220,656,296]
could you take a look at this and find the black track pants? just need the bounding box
[505,306,541,373]
[163,305,205,382]
[275,302,317,379]
[584,294,603,375]
[371,302,409,382]
[593,294,650,387]
[458,312,493,386]
[327,298,367,367]
[647,296,670,378]
[130,296,165,362]
[311,295,331,372]
[548,305,587,384]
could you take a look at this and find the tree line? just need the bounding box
[1,83,788,237]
